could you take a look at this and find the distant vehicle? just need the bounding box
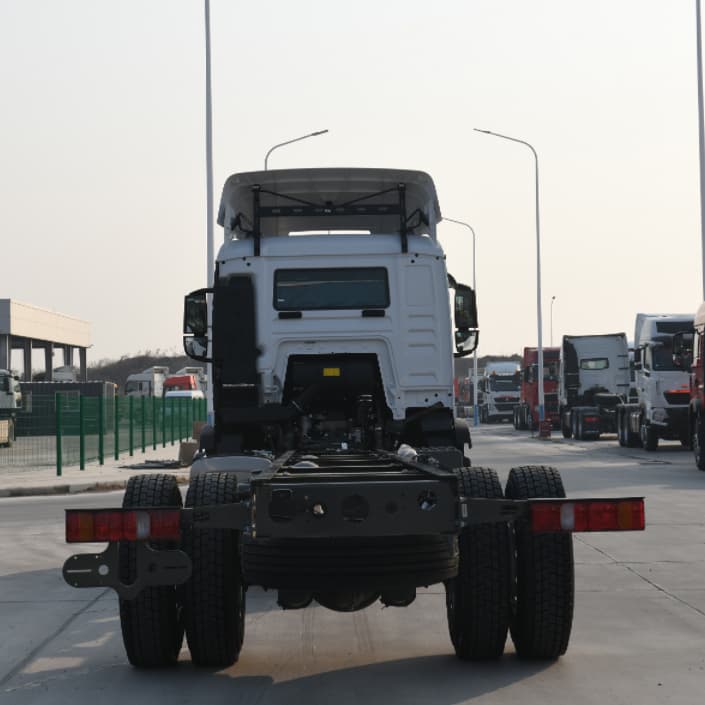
[164,367,207,395]
[478,361,520,423]
[124,366,169,397]
[514,347,560,431]
[53,365,79,382]
[559,333,631,440]
[672,305,705,469]
[616,314,693,450]
[0,368,21,447]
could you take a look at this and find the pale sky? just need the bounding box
[1,0,702,364]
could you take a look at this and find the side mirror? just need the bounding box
[183,289,212,362]
[633,348,642,370]
[453,284,478,330]
[455,329,479,357]
[449,280,479,358]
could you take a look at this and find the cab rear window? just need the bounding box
[274,268,389,311]
[580,358,609,370]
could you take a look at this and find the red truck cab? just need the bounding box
[514,347,561,431]
[163,374,198,394]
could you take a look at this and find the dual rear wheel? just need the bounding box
[119,472,245,668]
[446,465,574,661]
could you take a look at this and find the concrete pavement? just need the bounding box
[0,442,191,498]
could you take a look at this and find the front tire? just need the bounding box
[694,416,705,470]
[446,467,510,660]
[505,466,574,660]
[182,472,245,667]
[119,474,184,668]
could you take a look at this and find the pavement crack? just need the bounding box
[576,537,705,619]
[0,588,110,689]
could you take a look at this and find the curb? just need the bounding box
[0,475,190,499]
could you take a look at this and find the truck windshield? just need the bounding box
[274,268,389,311]
[489,377,520,391]
[652,344,677,371]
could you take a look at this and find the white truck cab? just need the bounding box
[185,168,478,454]
[617,313,693,450]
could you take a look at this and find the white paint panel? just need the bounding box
[0,300,90,347]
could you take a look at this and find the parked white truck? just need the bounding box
[477,361,521,423]
[0,368,21,447]
[124,366,169,397]
[63,168,644,670]
[616,313,693,450]
[559,333,631,440]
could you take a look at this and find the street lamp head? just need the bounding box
[310,129,329,136]
[474,128,492,134]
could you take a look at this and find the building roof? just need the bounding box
[0,299,91,347]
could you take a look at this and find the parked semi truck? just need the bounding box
[559,333,631,440]
[63,168,644,670]
[616,314,693,450]
[671,304,705,469]
[477,361,521,423]
[514,347,560,431]
[0,368,21,447]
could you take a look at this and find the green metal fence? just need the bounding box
[0,393,207,475]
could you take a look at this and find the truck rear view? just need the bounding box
[62,168,644,670]
[559,334,631,440]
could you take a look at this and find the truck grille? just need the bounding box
[545,393,559,413]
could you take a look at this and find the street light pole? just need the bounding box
[443,218,479,427]
[696,0,705,298]
[204,0,215,424]
[474,128,546,425]
[264,130,329,170]
[550,295,556,347]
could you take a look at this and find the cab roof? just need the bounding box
[217,168,442,243]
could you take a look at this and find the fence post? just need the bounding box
[98,394,104,465]
[170,395,175,445]
[79,394,85,470]
[152,395,157,450]
[141,395,146,453]
[56,393,63,477]
[129,395,134,456]
[114,395,119,460]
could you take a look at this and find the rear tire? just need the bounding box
[446,467,510,660]
[617,410,626,447]
[505,466,574,660]
[182,472,245,667]
[641,422,658,451]
[119,474,184,668]
[561,412,572,439]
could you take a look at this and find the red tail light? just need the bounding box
[66,509,182,543]
[530,498,644,533]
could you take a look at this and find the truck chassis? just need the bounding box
[64,448,643,667]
